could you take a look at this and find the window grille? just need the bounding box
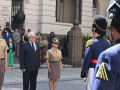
[11,0,23,30]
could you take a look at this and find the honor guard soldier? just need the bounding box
[0,28,9,90]
[92,0,120,90]
[46,37,63,90]
[80,15,111,90]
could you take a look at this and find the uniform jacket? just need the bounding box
[19,41,40,71]
[0,37,9,59]
[92,38,120,90]
[82,36,111,72]
[7,43,15,53]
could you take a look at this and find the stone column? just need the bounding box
[74,0,80,20]
[68,0,82,67]
[68,20,82,67]
[56,0,61,21]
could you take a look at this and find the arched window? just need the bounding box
[92,0,99,18]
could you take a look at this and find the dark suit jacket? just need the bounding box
[3,32,12,42]
[7,43,15,53]
[19,41,40,71]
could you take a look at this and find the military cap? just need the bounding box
[107,0,120,33]
[92,15,107,36]
[52,37,59,43]
[6,22,10,26]
[37,32,40,34]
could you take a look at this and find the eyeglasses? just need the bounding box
[54,43,59,44]
[30,36,36,38]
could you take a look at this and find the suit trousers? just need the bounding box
[23,69,38,90]
[0,60,5,90]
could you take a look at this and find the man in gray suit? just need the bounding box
[13,28,21,57]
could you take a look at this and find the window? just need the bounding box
[11,0,24,30]
[92,0,99,18]
[56,0,82,24]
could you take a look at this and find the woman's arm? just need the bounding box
[4,51,7,70]
[46,58,51,73]
[60,59,62,71]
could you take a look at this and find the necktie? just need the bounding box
[32,43,35,51]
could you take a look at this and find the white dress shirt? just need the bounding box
[29,41,37,51]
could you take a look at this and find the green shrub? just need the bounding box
[59,35,93,58]
[82,35,93,57]
[59,36,68,57]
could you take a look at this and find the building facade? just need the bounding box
[0,0,110,36]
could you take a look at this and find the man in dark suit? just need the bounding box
[19,32,40,90]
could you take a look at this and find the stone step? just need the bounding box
[13,57,19,64]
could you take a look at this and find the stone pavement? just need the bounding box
[2,64,86,90]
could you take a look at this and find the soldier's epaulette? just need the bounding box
[86,39,93,48]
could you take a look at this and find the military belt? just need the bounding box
[49,60,60,63]
[90,59,97,63]
[1,58,4,61]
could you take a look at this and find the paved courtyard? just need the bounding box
[2,67,86,90]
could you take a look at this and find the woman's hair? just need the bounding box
[9,38,13,42]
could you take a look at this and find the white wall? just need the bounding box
[99,0,110,17]
[40,0,93,36]
[0,0,11,29]
[24,0,40,33]
[81,0,93,36]
[23,0,110,35]
[0,0,109,35]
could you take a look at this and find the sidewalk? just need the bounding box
[7,63,73,69]
[3,64,86,90]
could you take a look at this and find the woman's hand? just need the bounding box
[13,51,15,55]
[48,68,51,73]
[21,69,26,72]
[4,65,7,70]
[60,65,62,71]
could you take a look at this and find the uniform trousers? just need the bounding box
[23,69,38,90]
[0,60,5,90]
[87,68,94,90]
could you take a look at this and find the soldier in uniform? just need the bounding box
[0,28,9,90]
[80,15,111,90]
[46,37,62,90]
[92,0,120,90]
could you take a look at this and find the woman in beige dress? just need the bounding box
[46,38,62,90]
